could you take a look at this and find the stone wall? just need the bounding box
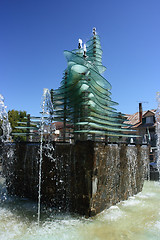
[2,141,149,216]
[2,142,39,199]
[90,143,149,216]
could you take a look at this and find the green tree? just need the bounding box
[8,110,28,141]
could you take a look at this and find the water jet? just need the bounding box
[0,29,150,222]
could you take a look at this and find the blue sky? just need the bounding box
[0,0,160,116]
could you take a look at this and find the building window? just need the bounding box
[146,116,153,124]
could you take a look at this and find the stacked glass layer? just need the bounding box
[52,30,135,139]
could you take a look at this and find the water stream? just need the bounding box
[0,94,12,142]
[156,92,160,175]
[0,178,160,240]
[38,89,54,225]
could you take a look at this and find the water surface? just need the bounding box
[0,179,160,240]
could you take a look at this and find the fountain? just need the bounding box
[2,135,149,217]
[1,29,150,218]
[0,30,156,239]
[38,88,54,225]
[0,94,12,142]
[0,180,160,239]
[156,92,160,176]
[149,92,160,181]
[53,27,137,142]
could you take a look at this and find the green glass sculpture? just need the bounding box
[52,28,135,141]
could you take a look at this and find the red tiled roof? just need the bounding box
[125,109,156,128]
[53,122,72,130]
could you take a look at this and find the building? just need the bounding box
[125,103,157,162]
[43,122,73,142]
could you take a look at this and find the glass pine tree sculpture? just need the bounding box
[52,28,135,141]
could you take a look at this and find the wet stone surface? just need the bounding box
[2,141,149,216]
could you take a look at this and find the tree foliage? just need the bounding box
[8,110,28,141]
